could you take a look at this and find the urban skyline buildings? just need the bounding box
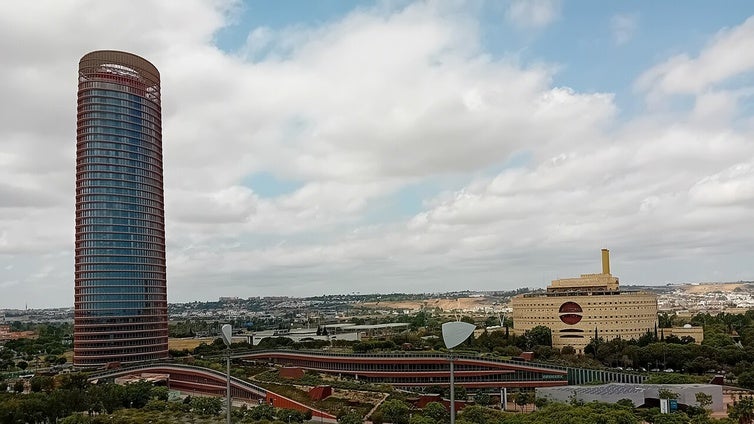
[74,50,169,366]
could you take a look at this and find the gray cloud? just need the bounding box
[0,1,753,307]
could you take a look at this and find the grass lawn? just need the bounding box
[168,338,216,351]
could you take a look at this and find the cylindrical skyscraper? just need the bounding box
[74,51,168,366]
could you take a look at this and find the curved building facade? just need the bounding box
[512,250,658,353]
[74,51,168,366]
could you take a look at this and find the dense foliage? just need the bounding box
[0,372,317,424]
[428,309,754,389]
[0,323,71,371]
[367,397,740,424]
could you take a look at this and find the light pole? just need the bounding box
[221,324,232,424]
[442,321,475,424]
[449,351,455,421]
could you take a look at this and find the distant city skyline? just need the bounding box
[2,1,754,308]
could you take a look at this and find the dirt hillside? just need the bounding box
[358,297,500,312]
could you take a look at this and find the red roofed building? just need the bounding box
[0,324,36,341]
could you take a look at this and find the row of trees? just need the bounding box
[0,372,313,424]
[0,374,166,423]
[345,394,747,424]
[0,323,72,371]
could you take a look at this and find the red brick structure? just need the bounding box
[308,385,332,400]
[279,366,304,379]
[0,325,36,341]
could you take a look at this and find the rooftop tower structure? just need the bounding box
[74,50,168,366]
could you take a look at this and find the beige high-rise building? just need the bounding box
[512,249,658,353]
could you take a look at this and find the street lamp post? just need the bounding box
[221,324,233,424]
[442,321,475,424]
[449,351,455,423]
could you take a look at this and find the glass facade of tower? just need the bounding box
[74,51,168,366]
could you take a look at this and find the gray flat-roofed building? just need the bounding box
[322,323,410,331]
[343,323,410,330]
[642,384,723,411]
[323,322,410,337]
[537,383,723,411]
[247,329,360,346]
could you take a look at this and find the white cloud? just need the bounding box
[611,13,638,45]
[506,0,561,30]
[636,15,754,99]
[689,161,754,207]
[0,2,753,306]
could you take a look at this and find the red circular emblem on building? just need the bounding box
[559,301,583,325]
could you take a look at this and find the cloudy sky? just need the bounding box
[2,1,754,308]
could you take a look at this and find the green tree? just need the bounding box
[123,380,154,408]
[460,316,476,325]
[659,312,675,328]
[531,401,640,424]
[475,392,492,406]
[475,330,491,352]
[703,332,735,348]
[515,391,534,412]
[338,410,365,424]
[143,399,168,411]
[378,399,411,424]
[456,405,508,423]
[653,412,692,424]
[151,386,169,401]
[687,356,719,375]
[638,331,658,347]
[534,396,549,409]
[729,395,754,424]
[484,316,499,328]
[645,373,699,384]
[278,408,308,423]
[439,385,468,400]
[249,403,276,420]
[59,373,90,391]
[13,380,25,393]
[17,392,48,423]
[59,414,93,424]
[561,345,577,355]
[527,325,553,348]
[738,371,754,390]
[409,415,435,424]
[30,376,52,393]
[423,402,449,423]
[190,396,222,415]
[87,383,125,414]
[658,388,679,399]
[696,392,713,412]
